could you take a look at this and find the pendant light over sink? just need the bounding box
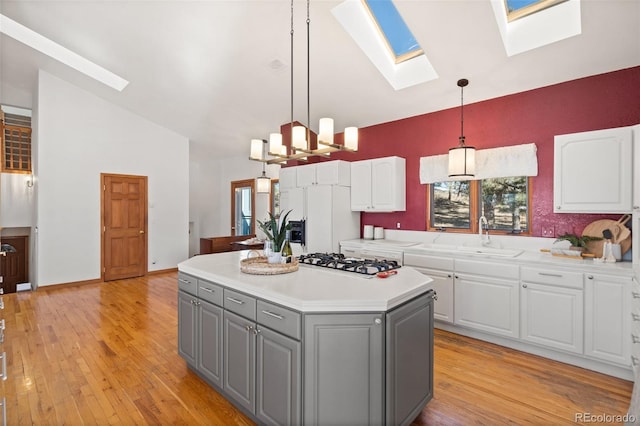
[448,78,476,178]
[249,0,358,165]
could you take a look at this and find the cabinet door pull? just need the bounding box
[587,275,594,280]
[633,292,640,299]
[632,334,640,344]
[261,310,284,320]
[200,287,214,293]
[0,352,6,381]
[633,313,640,322]
[253,327,261,335]
[633,355,639,366]
[226,297,244,305]
[245,324,252,332]
[539,272,563,278]
[522,284,528,288]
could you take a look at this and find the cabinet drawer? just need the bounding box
[456,259,519,280]
[198,279,224,306]
[521,267,583,289]
[257,300,301,340]
[404,254,453,270]
[223,289,256,321]
[178,272,198,296]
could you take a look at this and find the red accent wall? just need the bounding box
[290,67,640,237]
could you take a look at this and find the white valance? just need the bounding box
[419,143,538,184]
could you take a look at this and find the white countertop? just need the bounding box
[178,251,434,312]
[403,244,636,275]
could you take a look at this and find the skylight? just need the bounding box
[491,0,581,56]
[504,0,569,22]
[361,0,423,64]
[332,0,437,91]
[0,13,128,91]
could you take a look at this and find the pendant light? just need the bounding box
[248,0,358,165]
[448,78,476,178]
[255,140,271,193]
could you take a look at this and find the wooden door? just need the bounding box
[0,235,28,294]
[102,174,147,281]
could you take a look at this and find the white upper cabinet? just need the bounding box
[632,125,640,212]
[351,156,406,212]
[296,160,351,187]
[554,127,633,213]
[279,167,297,190]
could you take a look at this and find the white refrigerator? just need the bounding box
[280,184,360,255]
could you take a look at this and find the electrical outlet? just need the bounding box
[396,222,401,229]
[542,226,555,237]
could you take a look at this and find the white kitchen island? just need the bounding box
[177,251,435,426]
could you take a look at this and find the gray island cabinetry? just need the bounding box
[177,252,435,426]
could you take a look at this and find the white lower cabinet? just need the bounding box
[454,259,520,338]
[631,278,640,372]
[585,273,632,366]
[404,254,454,324]
[520,267,583,354]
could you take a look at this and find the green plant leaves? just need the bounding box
[257,210,292,252]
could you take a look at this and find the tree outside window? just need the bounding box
[428,177,531,235]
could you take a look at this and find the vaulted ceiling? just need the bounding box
[1,0,638,159]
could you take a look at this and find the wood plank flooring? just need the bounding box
[1,272,632,425]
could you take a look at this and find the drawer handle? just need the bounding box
[633,292,640,299]
[633,313,640,322]
[632,334,640,344]
[178,278,192,284]
[0,319,5,331]
[0,352,6,381]
[200,287,214,293]
[538,272,563,278]
[633,355,640,366]
[226,297,245,305]
[261,310,284,320]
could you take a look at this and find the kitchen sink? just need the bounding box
[416,243,523,258]
[456,246,523,257]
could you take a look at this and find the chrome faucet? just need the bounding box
[479,215,490,245]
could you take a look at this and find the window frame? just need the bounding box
[1,112,33,174]
[426,177,533,236]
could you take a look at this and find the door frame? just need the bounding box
[100,173,148,281]
[230,179,255,236]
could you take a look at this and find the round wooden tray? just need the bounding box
[240,256,299,275]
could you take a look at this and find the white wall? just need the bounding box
[189,147,279,249]
[36,71,189,286]
[0,173,34,227]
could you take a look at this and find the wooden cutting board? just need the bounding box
[582,214,631,257]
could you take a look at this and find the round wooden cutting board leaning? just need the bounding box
[582,214,631,257]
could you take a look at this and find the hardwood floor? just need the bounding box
[1,272,632,425]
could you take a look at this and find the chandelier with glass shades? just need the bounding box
[249,0,358,166]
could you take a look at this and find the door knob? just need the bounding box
[139,230,145,234]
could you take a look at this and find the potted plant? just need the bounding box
[257,210,292,263]
[554,233,602,253]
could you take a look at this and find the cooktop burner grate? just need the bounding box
[297,253,400,275]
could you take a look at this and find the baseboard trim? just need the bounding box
[148,267,178,275]
[38,278,103,292]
